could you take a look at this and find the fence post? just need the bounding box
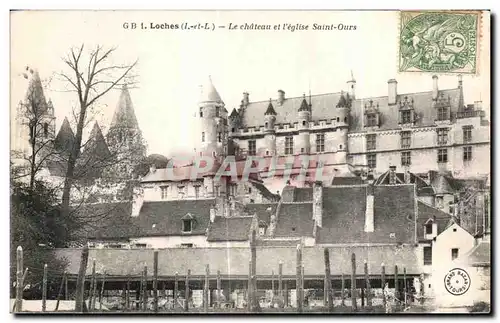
[91,261,98,311]
[341,272,345,306]
[15,246,23,313]
[351,253,357,311]
[204,264,209,312]
[75,245,89,312]
[403,267,407,307]
[278,261,283,298]
[184,269,190,312]
[324,248,333,311]
[153,251,159,313]
[381,263,386,309]
[174,272,179,309]
[55,271,67,311]
[99,272,106,311]
[296,243,303,313]
[271,270,275,299]
[247,260,252,312]
[126,277,130,311]
[394,265,399,306]
[42,264,48,312]
[250,230,258,312]
[364,260,372,307]
[216,270,221,308]
[284,281,289,307]
[64,273,68,301]
[142,265,148,312]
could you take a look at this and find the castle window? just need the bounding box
[451,248,459,261]
[182,220,192,233]
[339,144,343,150]
[194,186,200,199]
[423,246,432,265]
[285,136,294,155]
[248,140,256,156]
[178,185,186,197]
[199,108,203,118]
[232,127,235,132]
[336,117,340,122]
[266,150,269,156]
[463,125,472,143]
[316,133,325,153]
[202,132,205,142]
[437,128,448,145]
[463,146,472,161]
[215,107,220,117]
[212,151,216,157]
[181,243,193,248]
[215,185,220,196]
[344,117,347,123]
[43,123,48,138]
[302,120,306,126]
[218,132,222,143]
[401,151,411,166]
[400,131,411,148]
[366,114,377,127]
[366,134,376,151]
[437,107,448,121]
[401,110,412,124]
[437,148,448,163]
[265,122,268,128]
[160,186,168,199]
[367,153,376,169]
[301,148,305,153]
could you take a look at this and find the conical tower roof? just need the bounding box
[84,122,111,159]
[24,69,48,114]
[229,108,239,118]
[298,94,310,112]
[54,117,75,153]
[265,99,277,115]
[199,76,223,104]
[110,84,139,129]
[337,91,348,108]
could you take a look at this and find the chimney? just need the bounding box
[388,79,398,105]
[457,74,463,88]
[277,90,285,105]
[432,75,439,100]
[364,184,374,232]
[313,181,323,228]
[242,92,249,107]
[389,166,397,185]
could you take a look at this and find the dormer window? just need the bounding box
[425,222,433,235]
[182,219,192,232]
[437,107,448,121]
[398,96,415,125]
[364,100,380,128]
[182,213,195,233]
[434,93,451,121]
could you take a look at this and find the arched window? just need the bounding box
[265,122,268,128]
[339,144,343,150]
[302,121,306,126]
[232,127,235,132]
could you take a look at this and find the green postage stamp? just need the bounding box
[399,11,481,74]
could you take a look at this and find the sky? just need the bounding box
[10,10,490,157]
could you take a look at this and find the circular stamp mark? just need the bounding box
[444,268,471,296]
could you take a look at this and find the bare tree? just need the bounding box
[57,44,138,224]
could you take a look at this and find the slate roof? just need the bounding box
[200,76,223,103]
[464,241,490,266]
[294,188,313,202]
[416,201,452,239]
[375,170,434,196]
[110,84,139,129]
[207,216,253,242]
[331,176,364,186]
[71,202,135,240]
[133,199,214,237]
[239,85,462,132]
[55,244,421,277]
[54,117,75,154]
[274,203,314,238]
[317,185,416,244]
[243,203,277,224]
[264,101,277,115]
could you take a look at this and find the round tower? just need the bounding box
[297,94,311,154]
[264,99,277,156]
[335,92,351,162]
[197,76,228,159]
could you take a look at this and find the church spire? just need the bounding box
[84,122,111,159]
[54,117,75,154]
[110,84,139,129]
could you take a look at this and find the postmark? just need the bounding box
[399,11,480,74]
[444,268,471,296]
